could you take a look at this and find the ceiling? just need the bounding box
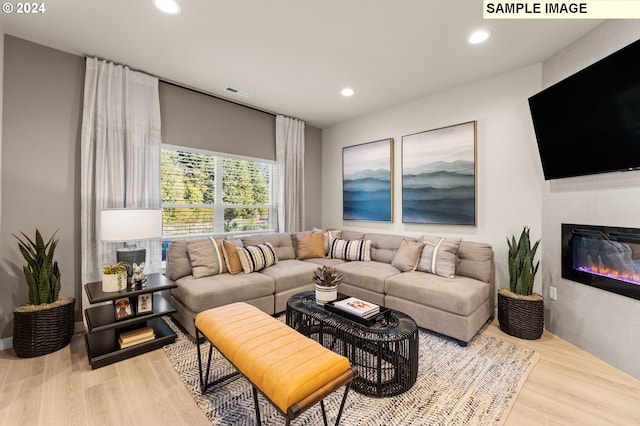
[0,1,602,128]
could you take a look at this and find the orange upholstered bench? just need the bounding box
[194,302,357,425]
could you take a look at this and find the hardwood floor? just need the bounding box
[1,319,639,425]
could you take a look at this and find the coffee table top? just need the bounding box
[287,291,417,340]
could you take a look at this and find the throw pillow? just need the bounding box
[221,239,244,275]
[295,232,326,260]
[328,238,371,261]
[165,240,191,281]
[417,236,462,278]
[391,239,426,272]
[186,237,226,279]
[313,228,343,254]
[236,242,279,273]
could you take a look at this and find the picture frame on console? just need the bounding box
[401,121,477,225]
[114,298,133,320]
[137,293,153,315]
[342,138,394,222]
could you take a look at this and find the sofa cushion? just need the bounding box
[237,242,279,273]
[166,240,192,281]
[259,259,318,293]
[340,230,365,241]
[391,239,425,272]
[222,239,244,275]
[187,237,227,278]
[172,273,275,313]
[295,232,326,260]
[241,233,296,260]
[328,238,371,261]
[385,272,490,316]
[417,236,462,278]
[364,233,417,264]
[335,261,401,293]
[456,241,493,283]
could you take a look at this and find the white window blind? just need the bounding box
[161,145,276,238]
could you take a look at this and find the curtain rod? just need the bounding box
[84,55,282,120]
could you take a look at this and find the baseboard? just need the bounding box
[0,336,12,351]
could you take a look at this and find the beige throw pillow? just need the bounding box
[222,239,244,275]
[186,237,226,278]
[296,232,326,260]
[417,236,462,278]
[391,239,426,272]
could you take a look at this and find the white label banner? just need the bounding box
[483,1,640,19]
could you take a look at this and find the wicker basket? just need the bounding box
[13,297,75,358]
[497,290,544,340]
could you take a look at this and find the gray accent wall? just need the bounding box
[541,21,640,380]
[0,35,84,343]
[0,35,322,342]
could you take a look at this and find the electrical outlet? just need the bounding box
[550,286,557,301]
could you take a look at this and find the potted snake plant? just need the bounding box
[12,229,75,358]
[313,266,343,305]
[498,226,543,339]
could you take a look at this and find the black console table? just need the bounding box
[286,291,418,397]
[83,273,177,369]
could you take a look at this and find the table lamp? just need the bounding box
[100,208,162,280]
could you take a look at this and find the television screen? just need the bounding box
[528,38,640,180]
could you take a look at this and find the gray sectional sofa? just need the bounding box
[165,230,494,345]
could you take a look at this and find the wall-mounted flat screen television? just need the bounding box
[528,38,640,180]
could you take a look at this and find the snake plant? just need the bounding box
[507,227,540,296]
[13,229,61,305]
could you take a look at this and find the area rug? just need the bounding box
[163,317,539,425]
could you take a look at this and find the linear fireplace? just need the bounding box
[562,223,640,301]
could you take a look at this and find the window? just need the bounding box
[161,145,276,240]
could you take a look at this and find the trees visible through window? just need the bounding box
[161,145,276,238]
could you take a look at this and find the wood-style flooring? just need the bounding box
[1,319,639,425]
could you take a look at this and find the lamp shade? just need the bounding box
[100,209,162,242]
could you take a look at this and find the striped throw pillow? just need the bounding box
[416,237,462,278]
[236,242,279,273]
[328,238,371,261]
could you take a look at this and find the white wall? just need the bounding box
[322,64,545,295]
[541,21,640,380]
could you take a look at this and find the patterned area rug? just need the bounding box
[163,317,539,425]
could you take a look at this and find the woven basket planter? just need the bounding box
[13,297,75,358]
[497,289,544,340]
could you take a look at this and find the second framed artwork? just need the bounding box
[342,138,394,222]
[402,121,477,225]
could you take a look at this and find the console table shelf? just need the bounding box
[83,273,177,369]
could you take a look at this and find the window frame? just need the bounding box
[161,143,277,240]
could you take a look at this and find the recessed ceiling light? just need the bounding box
[341,87,355,97]
[468,29,491,45]
[154,0,181,14]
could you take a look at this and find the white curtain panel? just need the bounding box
[80,58,162,312]
[276,115,305,232]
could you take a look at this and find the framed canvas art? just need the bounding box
[402,121,476,225]
[343,138,394,222]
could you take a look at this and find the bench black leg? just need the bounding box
[252,386,262,425]
[195,327,213,394]
[195,325,240,395]
[320,400,329,426]
[334,381,352,425]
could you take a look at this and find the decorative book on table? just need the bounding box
[331,297,380,318]
[118,326,155,349]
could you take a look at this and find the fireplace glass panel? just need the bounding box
[562,224,640,301]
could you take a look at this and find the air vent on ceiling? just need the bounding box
[225,86,251,98]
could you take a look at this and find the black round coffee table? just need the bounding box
[286,291,418,397]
